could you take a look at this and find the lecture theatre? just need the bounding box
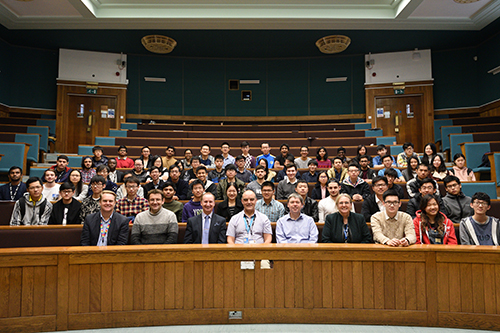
[1,1,500,332]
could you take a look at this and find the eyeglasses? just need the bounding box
[374,184,387,188]
[420,186,434,191]
[473,201,489,207]
[385,201,399,206]
[91,184,103,187]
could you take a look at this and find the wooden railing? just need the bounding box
[1,244,500,332]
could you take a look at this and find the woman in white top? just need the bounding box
[69,169,88,202]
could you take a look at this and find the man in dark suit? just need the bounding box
[184,192,227,244]
[80,190,129,246]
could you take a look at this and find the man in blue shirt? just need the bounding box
[256,142,276,168]
[377,155,405,181]
[276,193,318,243]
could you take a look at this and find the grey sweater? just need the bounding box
[131,208,178,244]
[442,192,473,224]
[10,192,53,225]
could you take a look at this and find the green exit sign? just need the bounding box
[87,88,97,94]
[394,89,405,95]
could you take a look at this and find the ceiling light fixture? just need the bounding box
[141,35,177,54]
[488,66,500,75]
[453,0,480,3]
[144,77,166,82]
[316,35,351,54]
[326,77,348,82]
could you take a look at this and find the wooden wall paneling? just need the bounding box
[415,263,426,311]
[321,261,332,308]
[437,263,449,312]
[122,263,134,311]
[351,261,363,309]
[394,262,406,310]
[284,261,294,308]
[213,261,224,309]
[362,261,374,309]
[312,261,322,308]
[164,262,175,309]
[0,268,9,318]
[223,261,235,309]
[496,265,500,315]
[56,254,69,331]
[273,261,285,309]
[384,262,395,310]
[174,262,184,309]
[303,260,314,309]
[342,261,353,309]
[483,264,496,315]
[449,263,461,312]
[78,264,90,314]
[460,263,473,313]
[133,263,145,311]
[254,263,265,308]
[472,264,485,314]
[203,261,214,309]
[425,252,438,327]
[21,266,34,317]
[332,261,343,308]
[100,263,112,313]
[182,261,194,310]
[264,265,275,308]
[153,262,165,310]
[244,268,255,308]
[32,266,46,316]
[234,260,244,309]
[193,261,203,309]
[112,263,124,312]
[9,267,22,318]
[404,263,416,311]
[294,261,304,308]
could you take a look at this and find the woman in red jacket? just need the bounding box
[413,194,457,245]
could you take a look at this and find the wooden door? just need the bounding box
[67,94,117,153]
[374,95,424,152]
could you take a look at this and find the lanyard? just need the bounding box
[343,224,349,242]
[244,215,255,236]
[100,217,111,242]
[9,184,19,200]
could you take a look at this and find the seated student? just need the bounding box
[406,178,448,219]
[208,154,226,184]
[402,156,419,182]
[216,183,244,221]
[294,146,312,169]
[235,155,253,183]
[80,191,129,246]
[421,143,438,167]
[311,171,329,200]
[143,166,165,193]
[139,146,152,170]
[116,172,143,200]
[256,142,276,168]
[220,142,235,168]
[275,155,302,183]
[275,143,294,169]
[372,144,396,169]
[384,168,405,199]
[276,193,318,243]
[254,158,276,182]
[255,181,285,222]
[413,194,457,245]
[161,181,184,222]
[42,169,60,202]
[186,165,217,198]
[115,145,134,169]
[148,155,168,181]
[319,179,354,223]
[245,165,267,200]
[79,175,106,223]
[336,147,351,168]
[131,159,148,183]
[327,157,347,182]
[397,142,420,168]
[430,155,450,181]
[68,169,88,202]
[80,156,96,184]
[377,155,405,182]
[460,192,500,245]
[322,194,372,243]
[358,155,376,180]
[88,165,119,197]
[116,177,149,222]
[407,163,439,198]
[180,149,193,170]
[43,155,72,183]
[10,177,53,225]
[199,143,215,168]
[340,163,371,202]
[240,141,256,169]
[107,158,124,184]
[301,159,319,183]
[49,182,81,225]
[0,166,26,201]
[131,189,178,245]
[182,179,205,222]
[185,156,201,182]
[450,153,476,182]
[91,146,108,167]
[371,190,416,247]
[351,145,372,167]
[361,176,389,222]
[442,175,473,224]
[286,180,318,222]
[217,164,245,200]
[316,147,332,169]
[167,164,189,200]
[185,192,227,244]
[161,146,177,170]
[277,164,299,200]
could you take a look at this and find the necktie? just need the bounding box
[202,215,210,244]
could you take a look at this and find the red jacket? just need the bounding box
[413,211,457,245]
[116,157,134,169]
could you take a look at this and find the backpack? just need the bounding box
[19,197,46,222]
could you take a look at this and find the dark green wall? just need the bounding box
[0,38,12,106]
[477,32,500,106]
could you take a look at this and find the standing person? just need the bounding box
[216,183,244,221]
[91,146,108,167]
[255,181,286,222]
[397,142,420,168]
[460,192,500,245]
[402,156,420,182]
[80,156,96,184]
[421,143,437,167]
[0,166,26,201]
[322,194,372,243]
[220,142,235,167]
[289,180,318,222]
[450,153,476,182]
[131,189,178,245]
[181,179,205,222]
[311,171,329,200]
[327,157,347,182]
[316,147,331,169]
[115,177,149,222]
[79,175,106,223]
[115,145,134,169]
[245,165,267,200]
[240,141,256,169]
[162,146,178,170]
[361,176,389,221]
[227,190,273,244]
[413,194,457,245]
[180,149,193,170]
[235,155,253,183]
[199,143,215,168]
[430,155,450,181]
[185,192,227,244]
[442,175,473,224]
[42,169,60,202]
[371,190,416,247]
[80,191,129,246]
[139,146,152,170]
[10,177,52,225]
[276,193,318,243]
[294,146,312,169]
[340,163,371,202]
[301,160,319,183]
[318,179,354,223]
[69,169,88,202]
[49,182,81,225]
[161,181,184,222]
[256,142,276,168]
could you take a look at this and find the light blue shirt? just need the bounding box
[255,199,285,222]
[275,213,318,243]
[378,167,403,178]
[222,154,235,168]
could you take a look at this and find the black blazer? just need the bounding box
[361,194,381,222]
[322,212,373,243]
[80,212,130,246]
[143,180,165,194]
[216,199,243,222]
[184,213,227,244]
[49,199,81,225]
[311,186,328,200]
